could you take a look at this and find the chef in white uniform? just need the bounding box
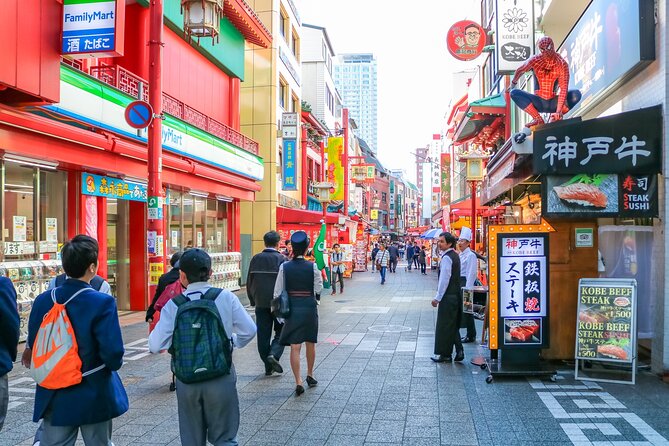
[458,227,479,343]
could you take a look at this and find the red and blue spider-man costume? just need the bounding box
[509,37,581,128]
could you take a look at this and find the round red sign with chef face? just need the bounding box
[447,20,485,61]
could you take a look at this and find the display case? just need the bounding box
[1,259,64,342]
[209,252,241,292]
[353,239,368,272]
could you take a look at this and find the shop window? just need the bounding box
[194,196,206,248]
[168,190,182,254]
[206,198,218,252]
[291,28,299,61]
[183,193,194,249]
[39,170,67,256]
[217,201,229,252]
[4,162,36,260]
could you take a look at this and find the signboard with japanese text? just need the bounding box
[351,164,375,184]
[446,20,486,61]
[543,174,658,218]
[327,137,345,200]
[440,153,451,207]
[498,233,549,348]
[576,278,636,364]
[62,0,124,58]
[560,0,655,117]
[495,0,535,74]
[533,106,662,175]
[82,173,147,202]
[282,139,298,191]
[575,228,594,248]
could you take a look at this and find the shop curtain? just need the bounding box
[598,226,655,339]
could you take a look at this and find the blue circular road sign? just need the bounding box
[125,100,154,129]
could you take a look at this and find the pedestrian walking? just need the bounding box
[149,248,256,445]
[376,243,390,285]
[26,235,129,445]
[0,277,19,433]
[274,231,323,396]
[458,227,479,343]
[282,240,293,259]
[413,243,420,269]
[406,242,415,271]
[388,243,399,273]
[330,244,345,295]
[146,251,182,323]
[370,243,379,273]
[431,232,465,363]
[246,231,286,376]
[419,246,427,274]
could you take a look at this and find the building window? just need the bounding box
[291,94,299,113]
[279,78,287,110]
[382,192,387,203]
[279,7,288,40]
[291,28,299,60]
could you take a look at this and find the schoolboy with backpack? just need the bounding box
[26,235,128,445]
[149,248,256,446]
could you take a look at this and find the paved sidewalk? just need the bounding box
[3,262,669,445]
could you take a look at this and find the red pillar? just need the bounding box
[96,197,108,279]
[147,0,165,297]
[301,126,308,207]
[230,78,240,131]
[470,180,477,251]
[232,201,240,252]
[343,108,349,216]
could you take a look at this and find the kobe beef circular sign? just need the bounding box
[447,20,486,61]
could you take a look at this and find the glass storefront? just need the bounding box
[107,198,130,309]
[166,190,230,254]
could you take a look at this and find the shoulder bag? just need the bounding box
[271,268,291,319]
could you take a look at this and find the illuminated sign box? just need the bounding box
[62,0,125,58]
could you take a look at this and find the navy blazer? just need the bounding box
[27,279,128,426]
[0,277,19,377]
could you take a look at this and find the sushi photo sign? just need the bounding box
[543,174,658,218]
[575,278,637,385]
[533,106,662,175]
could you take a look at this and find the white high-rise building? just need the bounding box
[334,53,378,154]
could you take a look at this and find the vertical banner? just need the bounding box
[440,153,451,207]
[282,139,298,191]
[495,0,535,74]
[327,137,345,200]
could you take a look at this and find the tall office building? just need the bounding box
[334,53,378,154]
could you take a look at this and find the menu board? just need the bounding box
[576,278,636,363]
[497,233,550,349]
[353,239,367,272]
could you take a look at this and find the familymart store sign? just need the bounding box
[62,0,124,58]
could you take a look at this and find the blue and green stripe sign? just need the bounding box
[63,0,117,55]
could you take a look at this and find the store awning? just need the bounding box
[277,207,343,225]
[452,93,506,145]
[469,93,506,115]
[450,196,485,217]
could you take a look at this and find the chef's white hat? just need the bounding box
[459,226,472,242]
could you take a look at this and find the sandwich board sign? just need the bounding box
[575,278,637,385]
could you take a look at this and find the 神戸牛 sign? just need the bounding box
[576,278,636,363]
[498,234,549,348]
[533,106,662,175]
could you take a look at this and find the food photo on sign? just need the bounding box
[544,174,618,216]
[504,318,542,345]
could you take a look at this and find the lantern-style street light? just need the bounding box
[181,0,224,41]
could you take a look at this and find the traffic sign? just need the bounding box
[124,100,153,129]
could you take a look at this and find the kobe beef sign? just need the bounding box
[575,278,636,364]
[533,106,662,175]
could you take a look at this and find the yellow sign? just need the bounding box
[149,262,164,285]
[487,219,554,350]
[326,137,345,200]
[371,209,379,220]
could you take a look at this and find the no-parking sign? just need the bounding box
[124,100,153,129]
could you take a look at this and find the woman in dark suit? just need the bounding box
[273,231,323,396]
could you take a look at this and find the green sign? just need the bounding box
[575,228,594,247]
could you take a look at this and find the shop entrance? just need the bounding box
[107,198,131,309]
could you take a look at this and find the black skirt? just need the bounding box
[279,296,319,345]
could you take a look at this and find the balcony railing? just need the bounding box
[88,64,259,155]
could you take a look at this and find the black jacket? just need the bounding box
[0,277,19,376]
[388,245,399,260]
[247,248,286,308]
[146,267,181,321]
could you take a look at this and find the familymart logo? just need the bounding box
[63,1,116,31]
[64,10,114,24]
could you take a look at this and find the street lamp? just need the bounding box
[457,145,492,251]
[181,0,224,41]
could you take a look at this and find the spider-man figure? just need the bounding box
[509,36,582,128]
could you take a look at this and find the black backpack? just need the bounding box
[55,273,105,291]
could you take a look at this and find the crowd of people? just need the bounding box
[0,226,486,445]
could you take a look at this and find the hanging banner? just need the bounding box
[327,137,345,200]
[440,153,451,207]
[495,0,535,74]
[533,106,662,175]
[351,164,375,184]
[446,20,486,61]
[576,278,636,363]
[543,174,658,218]
[62,0,125,58]
[282,139,298,191]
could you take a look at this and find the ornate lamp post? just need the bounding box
[457,145,492,250]
[181,0,225,41]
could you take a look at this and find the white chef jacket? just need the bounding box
[459,247,478,288]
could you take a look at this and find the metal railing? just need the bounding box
[88,64,259,155]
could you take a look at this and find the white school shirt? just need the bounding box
[434,249,454,302]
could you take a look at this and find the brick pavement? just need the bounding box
[3,262,669,445]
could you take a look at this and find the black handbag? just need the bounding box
[271,270,291,318]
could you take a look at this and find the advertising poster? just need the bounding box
[326,137,345,200]
[45,218,58,242]
[576,279,635,363]
[13,216,27,242]
[82,173,148,202]
[504,318,542,345]
[446,20,485,61]
[282,139,298,191]
[495,0,535,73]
